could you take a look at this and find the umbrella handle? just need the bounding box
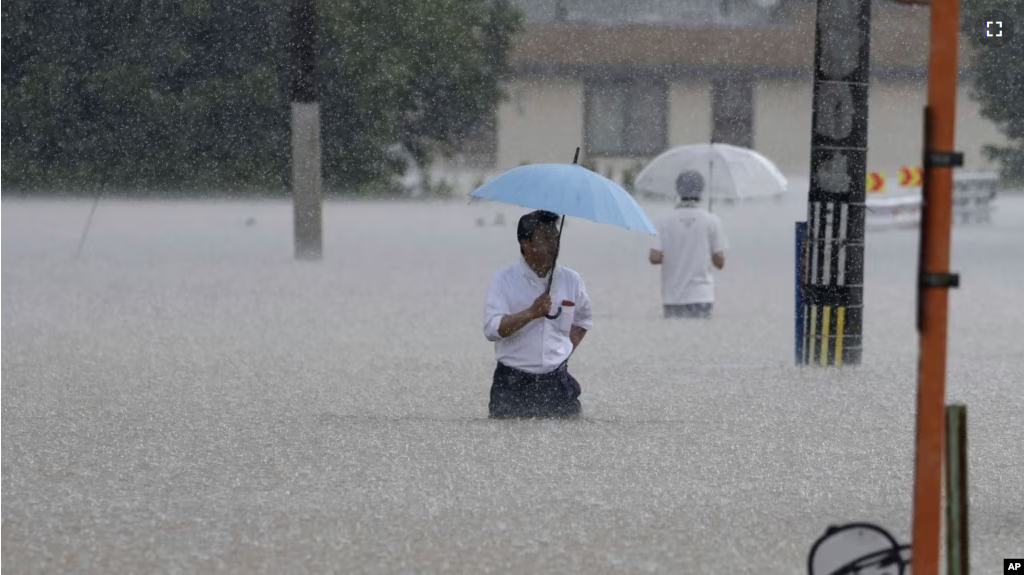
[543,214,567,320]
[707,139,715,214]
[543,152,573,322]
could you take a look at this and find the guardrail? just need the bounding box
[865,172,999,230]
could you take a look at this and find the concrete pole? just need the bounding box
[290,0,322,260]
[799,0,872,367]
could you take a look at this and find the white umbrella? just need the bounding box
[634,143,788,206]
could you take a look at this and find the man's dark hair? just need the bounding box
[517,210,560,243]
[676,170,705,200]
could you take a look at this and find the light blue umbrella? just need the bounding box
[469,148,656,319]
[469,156,657,235]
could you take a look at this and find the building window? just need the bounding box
[585,79,667,157]
[712,77,754,148]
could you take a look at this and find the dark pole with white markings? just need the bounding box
[799,0,872,367]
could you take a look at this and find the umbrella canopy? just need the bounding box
[470,163,657,235]
[634,143,788,201]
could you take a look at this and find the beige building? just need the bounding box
[446,0,1006,189]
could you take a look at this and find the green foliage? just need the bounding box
[1,0,522,194]
[961,0,1024,180]
[422,174,457,198]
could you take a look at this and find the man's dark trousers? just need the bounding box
[489,362,581,419]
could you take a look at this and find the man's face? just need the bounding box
[522,224,560,263]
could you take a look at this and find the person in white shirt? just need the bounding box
[649,171,728,319]
[483,210,593,419]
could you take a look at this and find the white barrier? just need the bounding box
[865,172,999,230]
[866,194,923,229]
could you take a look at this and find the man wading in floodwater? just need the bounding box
[482,210,593,419]
[649,170,727,319]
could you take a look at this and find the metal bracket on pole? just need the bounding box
[924,151,964,168]
[916,109,964,332]
[920,272,960,289]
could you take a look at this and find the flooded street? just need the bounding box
[3,193,1022,573]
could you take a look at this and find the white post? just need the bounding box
[290,0,322,260]
[291,101,322,259]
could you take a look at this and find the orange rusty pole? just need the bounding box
[910,0,963,571]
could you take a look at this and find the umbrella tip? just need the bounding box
[572,147,580,164]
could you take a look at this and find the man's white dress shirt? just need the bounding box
[653,205,728,305]
[483,258,593,374]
